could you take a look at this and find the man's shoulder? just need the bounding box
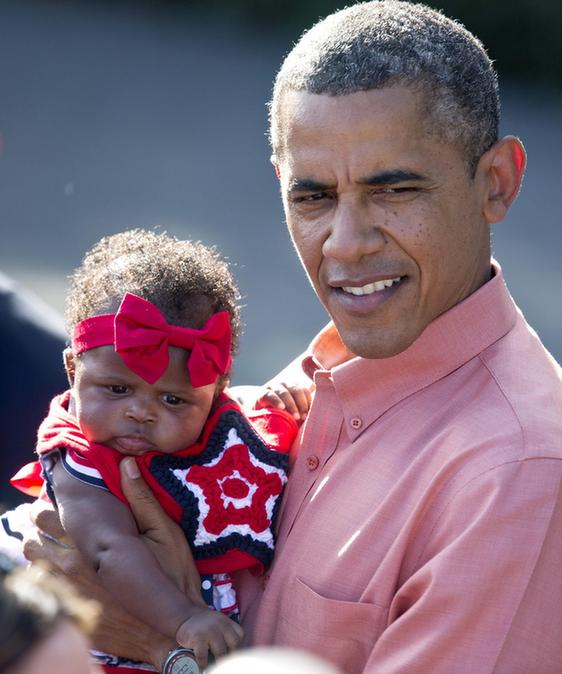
[475,312,562,459]
[394,314,562,491]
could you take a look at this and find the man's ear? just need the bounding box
[477,135,526,225]
[63,347,77,387]
[270,154,281,179]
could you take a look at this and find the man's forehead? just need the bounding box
[276,86,429,151]
[274,85,468,178]
[279,85,426,125]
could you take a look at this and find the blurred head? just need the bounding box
[63,229,242,454]
[208,646,342,674]
[0,563,100,674]
[269,1,525,359]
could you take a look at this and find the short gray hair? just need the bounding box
[269,1,499,174]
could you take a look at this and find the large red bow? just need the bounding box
[72,293,232,387]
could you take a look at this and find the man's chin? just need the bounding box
[337,327,418,361]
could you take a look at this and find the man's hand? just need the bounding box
[176,608,244,670]
[119,458,206,607]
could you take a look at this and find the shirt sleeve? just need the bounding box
[364,458,562,674]
[40,447,108,491]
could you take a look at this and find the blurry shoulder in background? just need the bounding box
[0,272,67,509]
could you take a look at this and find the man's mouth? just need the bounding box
[340,276,403,296]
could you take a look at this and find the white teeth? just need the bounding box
[341,277,401,296]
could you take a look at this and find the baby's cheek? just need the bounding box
[160,415,204,453]
[76,400,109,444]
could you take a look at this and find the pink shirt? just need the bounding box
[237,264,562,673]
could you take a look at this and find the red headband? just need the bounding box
[72,293,232,388]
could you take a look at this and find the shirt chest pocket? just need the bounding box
[274,576,389,674]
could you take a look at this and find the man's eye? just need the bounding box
[107,385,129,395]
[373,187,418,197]
[162,394,185,406]
[291,192,330,203]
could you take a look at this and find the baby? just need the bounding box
[12,229,308,672]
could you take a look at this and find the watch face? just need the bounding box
[166,650,200,674]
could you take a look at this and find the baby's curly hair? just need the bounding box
[65,229,241,358]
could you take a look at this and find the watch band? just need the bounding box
[162,647,200,674]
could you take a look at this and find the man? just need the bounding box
[22,2,562,673]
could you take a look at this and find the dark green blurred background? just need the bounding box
[137,0,562,88]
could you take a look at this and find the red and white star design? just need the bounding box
[171,427,287,549]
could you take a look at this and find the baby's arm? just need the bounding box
[51,459,243,668]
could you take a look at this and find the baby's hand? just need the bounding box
[255,382,312,422]
[176,608,243,669]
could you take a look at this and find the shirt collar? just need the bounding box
[302,261,517,440]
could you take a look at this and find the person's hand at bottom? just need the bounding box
[176,608,244,670]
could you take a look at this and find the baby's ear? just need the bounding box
[215,375,230,398]
[63,347,77,387]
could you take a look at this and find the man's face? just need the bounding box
[276,86,492,359]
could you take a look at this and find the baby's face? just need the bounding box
[70,345,219,455]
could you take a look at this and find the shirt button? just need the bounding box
[350,417,362,429]
[306,455,320,471]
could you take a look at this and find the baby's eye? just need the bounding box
[107,385,129,395]
[162,393,185,406]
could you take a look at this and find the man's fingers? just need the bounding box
[223,622,244,651]
[120,458,168,533]
[29,499,67,540]
[259,383,311,419]
[255,389,286,411]
[190,640,211,670]
[208,634,228,661]
[283,384,311,419]
[23,534,81,579]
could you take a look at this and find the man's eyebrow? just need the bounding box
[359,169,427,185]
[287,178,332,193]
[287,171,427,193]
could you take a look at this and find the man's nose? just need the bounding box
[322,198,386,263]
[125,397,156,423]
